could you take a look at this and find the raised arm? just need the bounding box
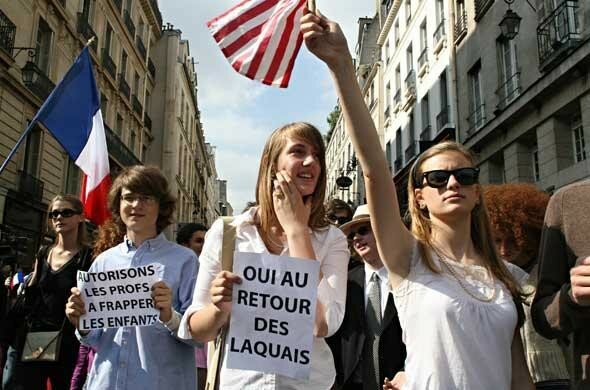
[301,12,414,283]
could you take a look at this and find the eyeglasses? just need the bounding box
[49,209,79,219]
[121,194,157,205]
[419,167,480,188]
[347,225,372,240]
[328,214,351,226]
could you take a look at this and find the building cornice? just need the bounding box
[377,0,402,46]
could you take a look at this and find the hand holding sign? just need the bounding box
[210,271,242,315]
[151,281,173,322]
[65,287,86,330]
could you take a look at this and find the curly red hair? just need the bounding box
[483,183,550,261]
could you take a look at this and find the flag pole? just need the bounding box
[307,0,316,13]
[0,120,38,175]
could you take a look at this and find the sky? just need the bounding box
[158,1,375,213]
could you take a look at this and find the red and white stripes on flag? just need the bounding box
[207,0,307,88]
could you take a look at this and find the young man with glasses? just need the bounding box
[65,166,198,390]
[326,205,406,390]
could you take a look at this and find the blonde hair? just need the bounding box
[48,194,89,248]
[407,141,523,301]
[255,122,329,234]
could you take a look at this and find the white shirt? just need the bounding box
[363,264,390,317]
[179,208,349,390]
[393,242,520,390]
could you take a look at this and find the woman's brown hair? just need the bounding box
[255,122,329,234]
[107,165,176,234]
[47,194,89,247]
[407,141,524,302]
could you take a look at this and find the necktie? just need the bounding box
[364,272,382,389]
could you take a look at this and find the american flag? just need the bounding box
[207,0,307,88]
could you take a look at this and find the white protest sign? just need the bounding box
[77,264,160,330]
[226,252,320,380]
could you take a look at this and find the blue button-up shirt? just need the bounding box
[77,233,198,390]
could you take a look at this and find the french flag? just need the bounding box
[10,271,24,289]
[33,47,110,225]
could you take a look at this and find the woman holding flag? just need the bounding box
[301,9,534,390]
[3,195,92,390]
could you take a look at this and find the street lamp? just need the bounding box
[335,156,357,201]
[499,0,522,40]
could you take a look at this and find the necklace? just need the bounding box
[434,251,497,302]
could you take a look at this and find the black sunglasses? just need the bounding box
[347,225,372,240]
[328,214,351,226]
[49,208,79,219]
[419,167,480,188]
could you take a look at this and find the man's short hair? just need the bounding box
[176,223,208,245]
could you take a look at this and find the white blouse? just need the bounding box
[392,242,519,390]
[179,208,349,389]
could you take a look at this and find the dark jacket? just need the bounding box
[327,265,406,389]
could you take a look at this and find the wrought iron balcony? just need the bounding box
[144,112,152,130]
[118,75,130,100]
[433,19,446,52]
[104,125,140,167]
[148,57,156,79]
[22,61,55,101]
[537,1,581,71]
[124,10,135,38]
[0,10,16,55]
[405,141,417,162]
[496,72,521,111]
[455,9,467,42]
[77,13,98,52]
[418,47,428,72]
[136,36,146,61]
[112,0,122,13]
[436,105,450,131]
[132,94,143,116]
[101,49,117,80]
[467,103,486,135]
[475,0,494,21]
[17,170,44,201]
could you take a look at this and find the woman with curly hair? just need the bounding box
[484,183,570,390]
[65,165,199,390]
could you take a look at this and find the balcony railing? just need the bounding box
[77,13,98,52]
[148,57,156,79]
[17,170,44,201]
[112,0,122,13]
[496,72,521,111]
[418,47,428,72]
[132,94,143,116]
[118,75,130,100]
[124,10,136,38]
[433,19,446,51]
[136,36,146,61]
[467,103,486,135]
[436,105,450,131]
[537,1,581,71]
[455,9,467,42]
[22,62,55,101]
[104,125,140,167]
[420,125,431,140]
[475,0,494,21]
[405,141,417,162]
[144,112,152,130]
[101,49,117,80]
[0,10,16,55]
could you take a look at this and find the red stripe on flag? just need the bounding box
[81,174,111,225]
[212,0,276,42]
[263,0,305,86]
[278,33,303,87]
[244,0,296,80]
[207,0,259,28]
[221,23,264,59]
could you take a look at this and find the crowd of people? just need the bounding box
[0,9,588,390]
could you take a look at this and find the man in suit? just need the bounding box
[327,205,406,390]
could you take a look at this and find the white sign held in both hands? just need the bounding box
[226,252,320,380]
[77,264,161,330]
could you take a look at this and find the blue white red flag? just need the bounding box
[33,47,110,225]
[10,271,24,289]
[207,0,307,88]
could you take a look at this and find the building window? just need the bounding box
[386,141,393,173]
[421,93,430,138]
[497,38,520,110]
[134,72,140,95]
[406,0,412,22]
[572,116,586,162]
[385,40,390,64]
[468,62,485,133]
[532,147,540,181]
[116,114,123,137]
[24,127,42,177]
[407,45,413,74]
[395,128,402,171]
[385,81,391,117]
[120,51,127,78]
[65,158,80,195]
[394,21,400,47]
[105,24,113,55]
[35,18,53,75]
[436,0,444,24]
[129,130,136,153]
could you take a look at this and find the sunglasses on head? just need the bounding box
[418,167,480,188]
[347,225,372,240]
[49,208,79,219]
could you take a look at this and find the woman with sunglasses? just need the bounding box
[301,11,533,390]
[3,194,92,390]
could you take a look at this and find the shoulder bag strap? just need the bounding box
[206,217,236,390]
